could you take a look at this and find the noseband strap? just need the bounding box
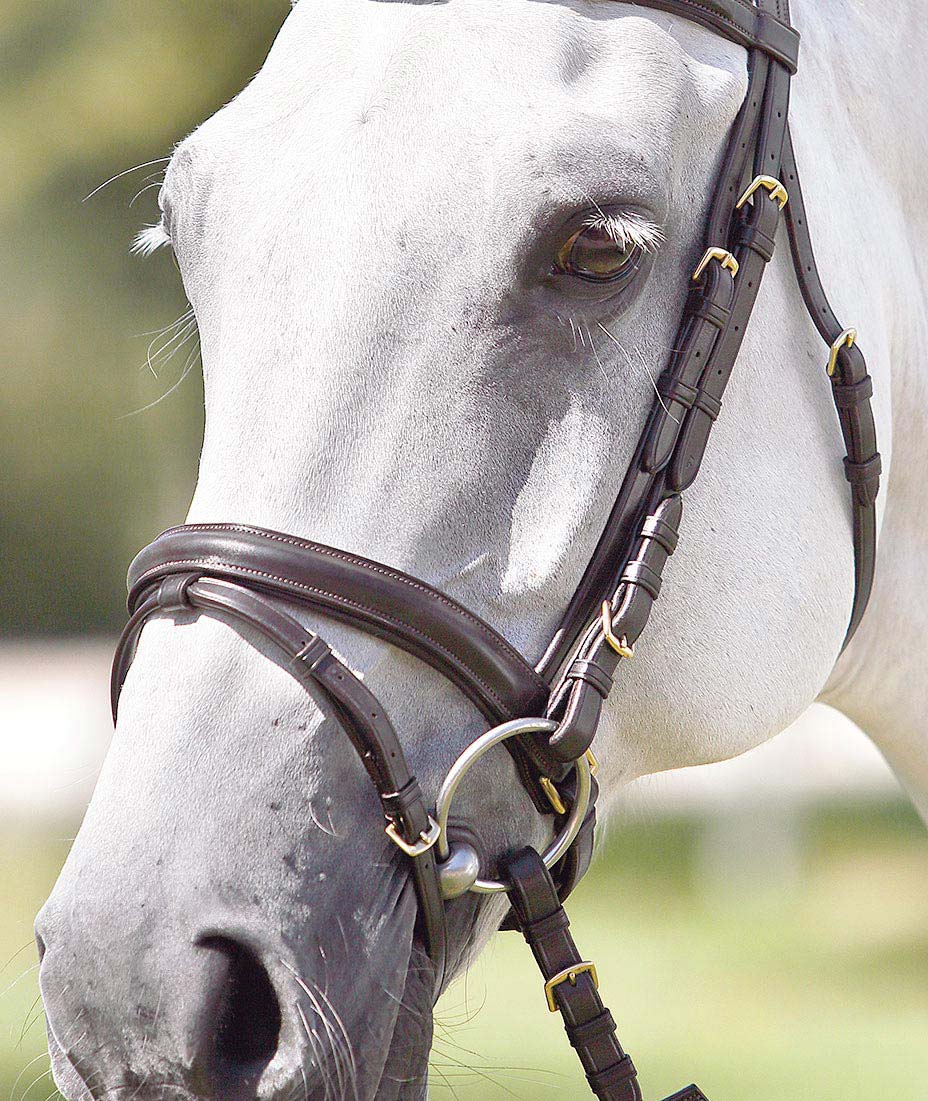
[111,1,880,1094]
[126,524,549,725]
[113,572,450,991]
[121,523,562,810]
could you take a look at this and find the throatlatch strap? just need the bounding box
[779,128,881,647]
[502,848,708,1101]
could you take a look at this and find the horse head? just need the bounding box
[38,2,884,1098]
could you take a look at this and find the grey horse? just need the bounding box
[37,1,928,1098]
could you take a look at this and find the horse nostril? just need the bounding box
[199,936,282,1077]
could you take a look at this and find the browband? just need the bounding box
[623,0,799,72]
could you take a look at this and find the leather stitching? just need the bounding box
[135,557,518,718]
[667,0,760,40]
[151,524,545,693]
[642,0,798,71]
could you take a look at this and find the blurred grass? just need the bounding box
[0,1,290,636]
[4,802,927,1100]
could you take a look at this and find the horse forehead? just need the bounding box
[277,0,685,86]
[187,0,733,185]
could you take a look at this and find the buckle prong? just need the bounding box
[601,602,634,659]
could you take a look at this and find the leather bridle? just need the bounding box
[111,1,881,1097]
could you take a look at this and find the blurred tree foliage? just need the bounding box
[1,0,291,634]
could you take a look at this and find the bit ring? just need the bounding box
[434,717,592,895]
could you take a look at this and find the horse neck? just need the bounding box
[788,2,928,721]
[793,0,928,220]
[791,0,928,445]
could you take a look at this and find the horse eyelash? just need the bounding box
[582,211,665,253]
[132,219,172,257]
[129,211,664,258]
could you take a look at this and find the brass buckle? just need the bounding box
[826,328,857,377]
[541,749,599,814]
[601,602,634,659]
[736,174,789,211]
[539,777,567,816]
[692,247,739,283]
[385,815,441,858]
[544,961,599,1012]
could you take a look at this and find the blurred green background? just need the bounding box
[1,3,926,1099]
[1,0,291,636]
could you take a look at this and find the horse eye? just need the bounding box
[554,225,641,284]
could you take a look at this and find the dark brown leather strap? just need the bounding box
[501,779,601,932]
[540,17,793,683]
[540,0,875,681]
[779,130,880,645]
[503,847,642,1101]
[547,495,684,762]
[538,49,780,679]
[111,573,449,993]
[128,524,549,724]
[620,0,799,72]
[503,847,708,1101]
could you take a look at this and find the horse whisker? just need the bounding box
[119,343,201,420]
[83,158,171,203]
[597,321,678,422]
[8,1051,49,1101]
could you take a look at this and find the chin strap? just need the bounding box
[503,847,710,1101]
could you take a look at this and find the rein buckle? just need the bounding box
[544,961,599,1013]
